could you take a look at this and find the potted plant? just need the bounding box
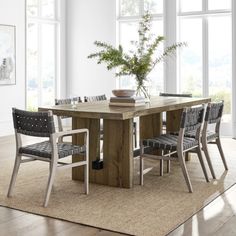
[88,12,186,99]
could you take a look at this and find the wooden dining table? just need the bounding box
[39,96,210,188]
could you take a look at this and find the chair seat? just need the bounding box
[184,130,218,141]
[19,141,86,159]
[171,130,219,142]
[142,134,198,151]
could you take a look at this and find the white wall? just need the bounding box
[0,0,26,136]
[66,0,116,98]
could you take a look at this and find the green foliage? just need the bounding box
[211,90,231,114]
[88,12,186,98]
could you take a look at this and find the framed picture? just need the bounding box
[0,24,16,85]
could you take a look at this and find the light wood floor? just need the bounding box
[0,135,236,236]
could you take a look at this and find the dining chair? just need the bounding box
[84,94,138,148]
[55,97,82,142]
[185,101,228,179]
[159,92,193,129]
[140,105,209,193]
[159,92,193,98]
[8,108,89,207]
[84,94,107,142]
[55,97,82,131]
[84,94,107,102]
[159,92,193,167]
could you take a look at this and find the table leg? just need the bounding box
[103,119,133,188]
[72,117,105,184]
[72,117,134,188]
[140,113,162,140]
[166,109,183,132]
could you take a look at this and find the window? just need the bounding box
[117,0,234,136]
[178,0,232,128]
[26,0,60,110]
[117,0,164,95]
[179,18,203,97]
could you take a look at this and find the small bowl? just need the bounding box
[112,89,135,97]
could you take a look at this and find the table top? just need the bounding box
[39,96,211,120]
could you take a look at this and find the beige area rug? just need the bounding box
[0,137,236,236]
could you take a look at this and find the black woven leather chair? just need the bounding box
[159,92,192,131]
[84,94,107,102]
[8,108,89,207]
[140,105,209,193]
[84,94,107,143]
[55,97,82,129]
[185,101,228,179]
[159,92,192,98]
[84,94,138,148]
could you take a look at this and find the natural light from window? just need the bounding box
[26,0,59,111]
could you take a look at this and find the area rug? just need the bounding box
[0,137,236,236]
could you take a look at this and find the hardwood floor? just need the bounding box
[0,206,126,236]
[168,183,236,236]
[0,135,236,236]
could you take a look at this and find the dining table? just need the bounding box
[39,96,211,188]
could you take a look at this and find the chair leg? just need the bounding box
[167,160,170,173]
[7,154,21,197]
[84,161,89,194]
[101,140,103,153]
[160,160,163,176]
[177,149,193,193]
[140,145,144,185]
[134,133,137,148]
[44,161,57,207]
[202,141,216,179]
[159,150,164,176]
[196,147,209,182]
[216,138,228,170]
[133,123,137,148]
[167,151,171,173]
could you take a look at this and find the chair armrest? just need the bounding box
[55,128,89,139]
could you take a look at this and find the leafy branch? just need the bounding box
[88,12,186,98]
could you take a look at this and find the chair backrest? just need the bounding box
[205,101,224,124]
[159,92,192,98]
[12,108,55,137]
[55,97,82,120]
[84,94,107,102]
[55,97,82,105]
[180,106,205,133]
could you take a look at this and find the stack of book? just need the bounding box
[109,96,146,107]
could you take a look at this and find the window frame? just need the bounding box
[26,0,61,109]
[117,0,236,137]
[177,0,233,135]
[117,0,164,91]
[178,1,232,97]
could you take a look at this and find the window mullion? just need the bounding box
[232,0,236,137]
[139,0,144,16]
[36,0,42,107]
[202,16,209,97]
[38,23,42,107]
[53,22,59,102]
[164,0,177,93]
[203,0,207,12]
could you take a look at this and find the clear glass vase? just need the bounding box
[135,81,150,101]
